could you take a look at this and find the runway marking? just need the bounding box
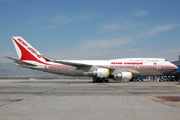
[175,86,180,87]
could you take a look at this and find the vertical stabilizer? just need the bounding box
[12,36,45,62]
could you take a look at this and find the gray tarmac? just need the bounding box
[0,79,180,120]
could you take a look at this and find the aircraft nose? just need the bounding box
[173,65,178,70]
[175,65,178,70]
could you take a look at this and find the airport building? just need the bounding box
[171,55,180,80]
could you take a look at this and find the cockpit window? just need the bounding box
[165,59,168,61]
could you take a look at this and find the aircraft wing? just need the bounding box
[40,54,55,62]
[53,60,116,71]
[5,56,37,66]
[52,60,93,68]
[53,60,140,75]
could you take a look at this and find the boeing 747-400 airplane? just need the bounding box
[6,36,178,82]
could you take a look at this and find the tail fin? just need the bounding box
[12,36,46,62]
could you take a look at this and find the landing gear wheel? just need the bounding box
[92,77,109,83]
[105,80,109,83]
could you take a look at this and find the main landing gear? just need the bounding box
[92,77,109,83]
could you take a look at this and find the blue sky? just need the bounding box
[0,0,180,62]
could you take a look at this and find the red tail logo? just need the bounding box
[12,37,42,61]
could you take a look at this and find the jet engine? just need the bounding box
[114,72,132,80]
[89,68,110,78]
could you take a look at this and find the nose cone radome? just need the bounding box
[174,65,178,70]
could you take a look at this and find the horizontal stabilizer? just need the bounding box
[5,56,37,66]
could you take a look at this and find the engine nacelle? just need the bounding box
[114,72,132,80]
[90,68,110,78]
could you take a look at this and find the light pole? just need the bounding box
[134,46,139,58]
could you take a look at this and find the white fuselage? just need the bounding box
[29,58,177,77]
